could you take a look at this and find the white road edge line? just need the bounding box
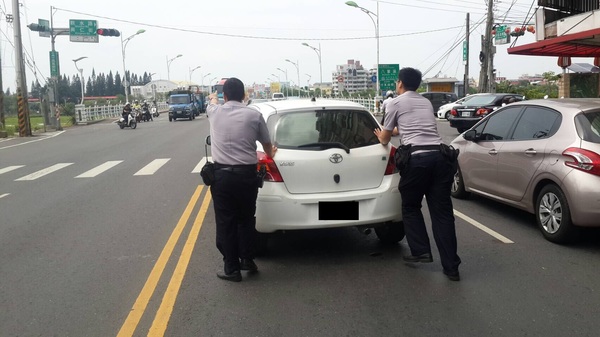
[0,193,10,199]
[454,209,514,244]
[0,131,66,150]
[134,158,171,176]
[191,157,212,173]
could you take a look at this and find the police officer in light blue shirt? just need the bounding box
[374,67,461,281]
[207,78,276,282]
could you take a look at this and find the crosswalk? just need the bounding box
[1,157,213,181]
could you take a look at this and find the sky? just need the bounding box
[0,0,589,92]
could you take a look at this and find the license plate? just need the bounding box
[318,201,358,220]
[461,111,471,117]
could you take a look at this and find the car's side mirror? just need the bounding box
[205,135,211,146]
[463,129,478,141]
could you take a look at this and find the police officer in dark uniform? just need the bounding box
[207,78,276,282]
[374,67,461,281]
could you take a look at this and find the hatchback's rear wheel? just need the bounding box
[536,184,578,244]
[375,221,405,244]
[451,166,469,199]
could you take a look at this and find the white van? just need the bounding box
[272,92,285,101]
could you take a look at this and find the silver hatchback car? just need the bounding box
[450,99,600,243]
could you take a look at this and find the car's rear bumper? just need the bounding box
[256,175,402,233]
[449,117,481,130]
[562,170,600,227]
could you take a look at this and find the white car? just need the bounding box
[249,99,404,248]
[437,94,484,120]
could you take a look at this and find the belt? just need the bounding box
[214,163,256,172]
[409,144,441,153]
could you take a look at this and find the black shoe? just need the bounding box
[403,253,433,263]
[217,270,242,282]
[443,269,460,281]
[241,259,258,272]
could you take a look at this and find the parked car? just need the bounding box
[437,94,485,120]
[450,99,600,243]
[421,92,458,113]
[248,99,404,250]
[449,93,525,133]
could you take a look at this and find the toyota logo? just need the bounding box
[329,153,343,164]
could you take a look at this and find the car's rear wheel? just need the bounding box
[375,221,405,244]
[451,166,469,199]
[445,111,451,120]
[536,184,578,244]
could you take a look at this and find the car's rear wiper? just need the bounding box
[297,142,350,153]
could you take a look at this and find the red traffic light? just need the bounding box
[96,28,120,37]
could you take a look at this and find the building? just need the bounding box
[507,1,600,97]
[130,80,179,100]
[332,60,376,95]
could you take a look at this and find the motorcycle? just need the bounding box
[141,106,153,122]
[151,105,159,117]
[117,111,138,129]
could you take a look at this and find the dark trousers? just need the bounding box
[210,166,258,274]
[399,151,461,272]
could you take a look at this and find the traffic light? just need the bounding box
[96,28,120,37]
[27,23,50,32]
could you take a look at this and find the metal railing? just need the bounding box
[74,102,169,124]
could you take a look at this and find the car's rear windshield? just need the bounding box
[576,110,600,144]
[268,109,380,149]
[461,95,498,106]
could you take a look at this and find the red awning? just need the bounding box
[507,27,600,57]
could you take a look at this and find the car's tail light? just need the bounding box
[257,151,284,182]
[450,109,457,116]
[563,147,600,176]
[385,146,397,175]
[475,108,491,116]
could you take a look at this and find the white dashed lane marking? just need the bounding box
[134,159,171,176]
[191,157,212,173]
[76,161,124,178]
[0,193,10,199]
[14,163,74,181]
[0,166,25,175]
[454,209,515,244]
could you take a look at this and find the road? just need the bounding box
[1,113,600,336]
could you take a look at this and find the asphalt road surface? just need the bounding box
[1,112,599,337]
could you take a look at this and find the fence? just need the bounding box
[328,96,380,115]
[75,102,169,124]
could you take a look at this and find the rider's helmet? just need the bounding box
[386,90,394,98]
[125,102,131,106]
[134,100,139,104]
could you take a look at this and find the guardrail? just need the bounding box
[330,97,379,114]
[74,102,170,124]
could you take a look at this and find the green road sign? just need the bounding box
[49,51,59,78]
[495,25,510,45]
[378,64,399,92]
[38,19,50,38]
[69,19,99,43]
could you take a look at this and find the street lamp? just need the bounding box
[286,59,300,97]
[148,73,157,101]
[302,42,322,97]
[166,54,183,81]
[201,73,212,93]
[346,1,380,96]
[72,56,87,105]
[121,29,146,103]
[189,65,201,84]
[277,67,288,97]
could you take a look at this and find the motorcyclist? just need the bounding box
[142,100,152,121]
[122,102,132,125]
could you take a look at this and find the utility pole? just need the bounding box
[479,0,494,93]
[0,26,5,133]
[464,13,470,96]
[13,0,32,136]
[50,6,62,130]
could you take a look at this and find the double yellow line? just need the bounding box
[117,185,212,337]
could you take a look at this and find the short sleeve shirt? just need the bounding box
[207,101,271,165]
[383,91,442,146]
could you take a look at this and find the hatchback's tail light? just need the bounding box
[475,108,492,116]
[385,146,397,175]
[563,147,600,177]
[450,109,457,116]
[257,151,284,182]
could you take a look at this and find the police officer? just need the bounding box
[207,77,276,282]
[374,67,461,281]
